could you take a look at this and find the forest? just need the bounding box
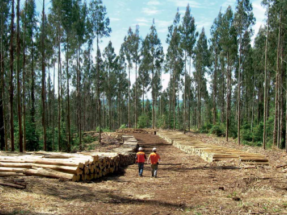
[0,0,286,152]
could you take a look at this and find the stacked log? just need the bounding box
[116,128,157,134]
[0,135,138,182]
[157,131,269,165]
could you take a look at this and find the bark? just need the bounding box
[0,17,5,150]
[57,34,61,151]
[237,32,242,145]
[273,10,282,146]
[197,70,201,129]
[263,17,268,149]
[184,51,187,130]
[135,62,137,129]
[77,45,81,150]
[213,48,218,125]
[41,1,47,151]
[9,0,15,151]
[22,1,27,151]
[96,36,101,144]
[128,66,130,128]
[66,36,71,151]
[226,53,231,142]
[173,69,176,130]
[52,62,55,151]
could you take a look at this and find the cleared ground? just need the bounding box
[1,133,287,214]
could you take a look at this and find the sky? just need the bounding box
[37,0,268,97]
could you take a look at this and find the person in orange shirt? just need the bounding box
[147,147,161,178]
[135,147,146,177]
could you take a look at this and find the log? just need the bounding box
[0,172,24,177]
[31,164,83,175]
[0,162,33,168]
[0,167,27,173]
[23,168,74,180]
[0,182,26,189]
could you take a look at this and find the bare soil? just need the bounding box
[1,133,287,215]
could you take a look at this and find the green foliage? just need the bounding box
[138,113,150,128]
[199,123,212,133]
[156,115,167,129]
[253,122,263,142]
[240,124,253,142]
[96,126,102,132]
[83,135,98,143]
[210,123,225,137]
[120,124,127,129]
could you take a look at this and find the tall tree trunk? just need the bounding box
[184,51,187,130]
[77,45,81,150]
[41,0,47,151]
[197,71,201,129]
[173,70,176,130]
[213,49,218,125]
[169,70,172,129]
[188,58,191,131]
[273,10,282,146]
[96,36,101,144]
[135,62,137,128]
[22,2,27,151]
[9,0,15,151]
[226,53,230,142]
[263,11,269,149]
[57,34,61,151]
[152,65,155,129]
[66,37,71,151]
[128,66,130,128]
[52,62,55,151]
[237,32,242,145]
[0,11,5,150]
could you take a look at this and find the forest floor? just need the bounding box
[1,132,287,214]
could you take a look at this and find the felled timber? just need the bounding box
[157,130,269,165]
[0,134,138,182]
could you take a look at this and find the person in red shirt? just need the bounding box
[135,147,146,177]
[147,147,161,178]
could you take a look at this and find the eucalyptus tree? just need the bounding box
[60,0,76,151]
[115,53,129,127]
[0,0,10,150]
[218,6,237,141]
[103,41,117,130]
[129,25,141,128]
[180,4,197,130]
[138,38,151,113]
[24,0,39,151]
[166,10,184,129]
[9,0,15,151]
[234,0,255,145]
[72,0,88,149]
[141,22,163,128]
[210,11,222,125]
[121,28,134,127]
[50,0,63,150]
[193,28,209,129]
[40,0,47,150]
[15,0,23,152]
[89,0,111,142]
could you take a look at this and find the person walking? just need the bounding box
[136,147,146,177]
[147,148,161,178]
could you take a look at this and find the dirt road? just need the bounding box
[1,133,287,214]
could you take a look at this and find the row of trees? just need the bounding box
[0,0,286,152]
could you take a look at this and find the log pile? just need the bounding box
[157,131,269,165]
[0,135,138,182]
[116,128,157,134]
